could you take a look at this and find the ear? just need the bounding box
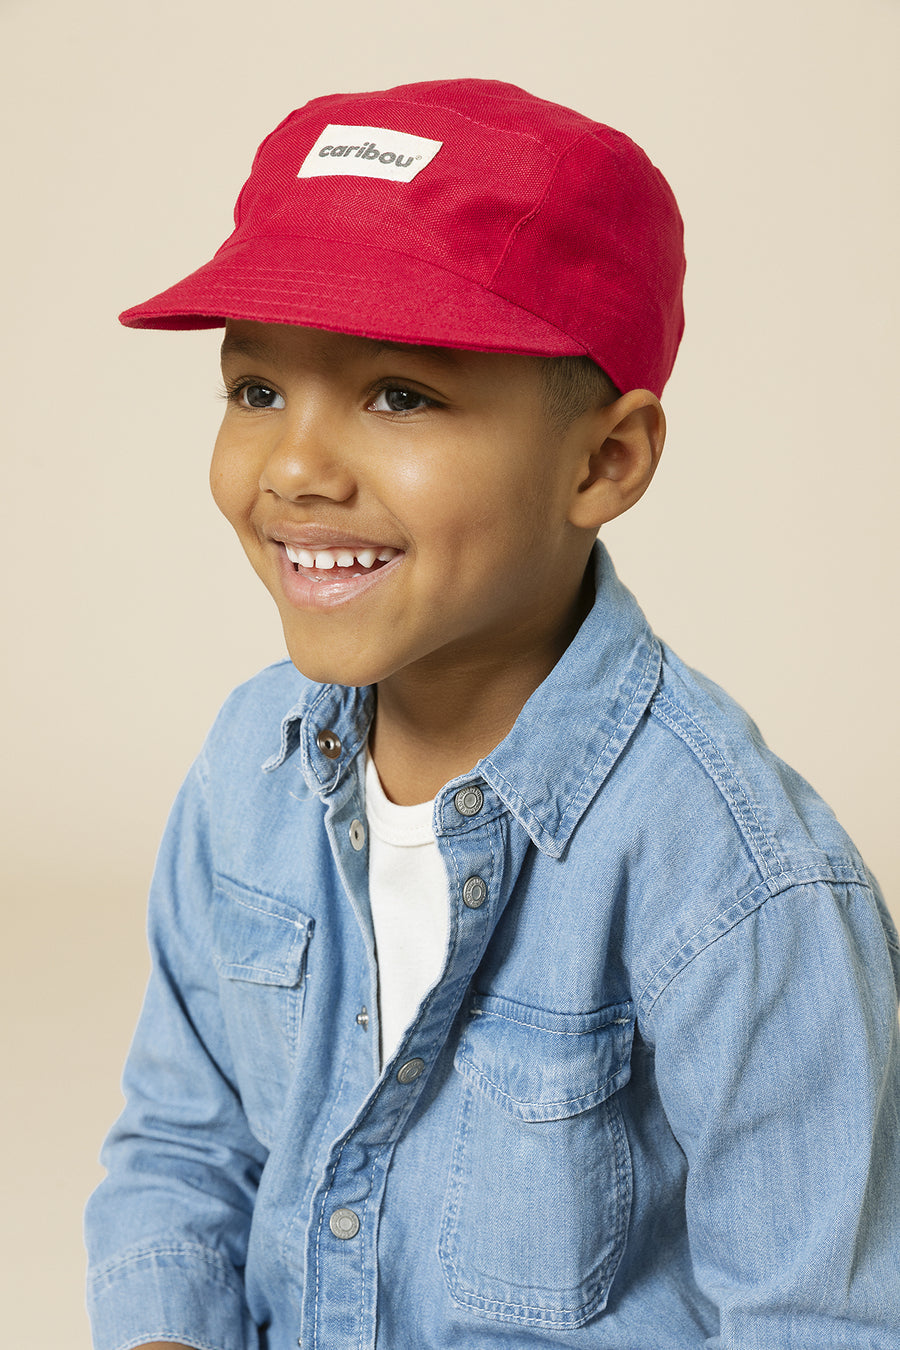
[566,390,666,530]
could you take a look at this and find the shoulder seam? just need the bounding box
[638,873,880,1026]
[650,688,788,882]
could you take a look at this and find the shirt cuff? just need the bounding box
[87,1241,255,1350]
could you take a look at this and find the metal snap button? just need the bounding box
[454,785,484,817]
[349,819,366,850]
[355,1007,369,1030]
[329,1207,360,1239]
[316,728,342,759]
[396,1057,425,1085]
[462,876,487,909]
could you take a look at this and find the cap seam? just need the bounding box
[309,90,559,151]
[488,127,595,288]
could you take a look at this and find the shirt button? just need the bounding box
[349,819,366,850]
[329,1208,360,1239]
[454,785,484,817]
[462,876,487,909]
[316,728,342,759]
[396,1057,425,1084]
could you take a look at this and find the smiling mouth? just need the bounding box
[283,543,401,578]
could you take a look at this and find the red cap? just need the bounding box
[120,79,685,396]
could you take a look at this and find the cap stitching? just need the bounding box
[487,127,595,287]
[307,91,559,151]
[136,256,590,354]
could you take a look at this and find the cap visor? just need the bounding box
[119,236,586,359]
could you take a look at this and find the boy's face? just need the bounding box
[211,321,594,691]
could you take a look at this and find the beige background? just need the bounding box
[2,0,897,1343]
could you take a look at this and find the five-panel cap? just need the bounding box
[120,79,686,396]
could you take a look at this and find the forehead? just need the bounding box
[221,321,455,367]
[219,320,547,394]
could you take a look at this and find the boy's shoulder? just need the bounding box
[611,639,899,1007]
[646,642,865,885]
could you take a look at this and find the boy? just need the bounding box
[85,79,900,1349]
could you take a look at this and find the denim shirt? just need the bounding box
[85,544,900,1350]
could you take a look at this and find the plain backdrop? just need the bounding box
[1,0,897,1343]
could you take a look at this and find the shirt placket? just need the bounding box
[300,765,527,1350]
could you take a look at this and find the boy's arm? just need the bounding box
[650,877,900,1345]
[85,754,267,1350]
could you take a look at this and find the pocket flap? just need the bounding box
[212,876,313,987]
[454,995,634,1122]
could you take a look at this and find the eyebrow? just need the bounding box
[219,334,278,364]
[369,340,464,367]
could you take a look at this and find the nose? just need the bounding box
[259,409,356,503]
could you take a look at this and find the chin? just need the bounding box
[283,637,386,690]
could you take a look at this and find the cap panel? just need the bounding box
[229,97,566,288]
[489,127,685,396]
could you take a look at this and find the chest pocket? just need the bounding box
[439,994,634,1329]
[212,876,313,1148]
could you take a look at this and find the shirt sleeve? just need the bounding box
[84,752,267,1350]
[648,877,900,1349]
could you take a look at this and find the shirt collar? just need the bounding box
[478,543,661,856]
[263,543,660,855]
[262,679,374,793]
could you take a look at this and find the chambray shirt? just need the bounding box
[85,544,900,1350]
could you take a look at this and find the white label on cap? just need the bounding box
[298,124,443,182]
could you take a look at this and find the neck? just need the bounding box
[369,570,593,805]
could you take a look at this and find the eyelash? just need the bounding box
[367,382,439,415]
[219,377,441,415]
[220,378,283,410]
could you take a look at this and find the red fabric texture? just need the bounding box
[120,79,685,396]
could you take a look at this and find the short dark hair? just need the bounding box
[539,355,621,429]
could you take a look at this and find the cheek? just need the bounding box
[390,448,503,536]
[209,434,253,528]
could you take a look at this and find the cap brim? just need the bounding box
[119,235,587,359]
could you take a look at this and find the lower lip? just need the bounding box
[275,546,403,610]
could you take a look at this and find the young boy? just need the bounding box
[85,79,900,1350]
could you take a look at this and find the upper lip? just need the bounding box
[266,522,404,551]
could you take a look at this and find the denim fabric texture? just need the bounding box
[85,544,900,1350]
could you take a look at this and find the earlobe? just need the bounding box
[567,391,665,530]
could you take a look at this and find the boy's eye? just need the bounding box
[369,386,431,414]
[238,383,285,410]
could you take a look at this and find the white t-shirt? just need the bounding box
[364,752,450,1064]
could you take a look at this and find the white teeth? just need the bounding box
[283,543,400,570]
[284,545,317,567]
